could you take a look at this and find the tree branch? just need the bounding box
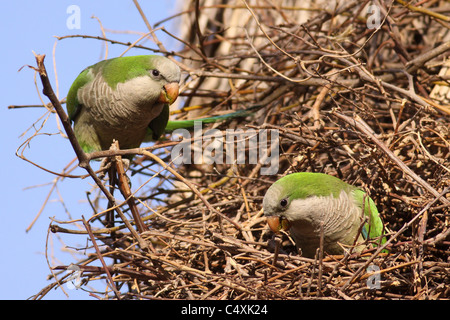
[33,53,150,249]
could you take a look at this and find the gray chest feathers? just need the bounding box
[77,73,164,149]
[286,191,364,257]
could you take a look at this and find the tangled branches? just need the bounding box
[18,0,450,299]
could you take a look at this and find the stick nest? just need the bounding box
[33,0,449,299]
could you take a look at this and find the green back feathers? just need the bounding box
[276,172,355,201]
[95,55,157,89]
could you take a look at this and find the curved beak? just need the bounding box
[159,82,179,105]
[266,216,291,233]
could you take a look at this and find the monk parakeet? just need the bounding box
[263,172,386,257]
[66,54,259,155]
[66,55,181,153]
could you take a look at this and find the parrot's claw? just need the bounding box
[98,158,112,180]
[121,158,130,172]
[97,157,130,180]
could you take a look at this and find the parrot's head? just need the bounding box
[263,177,293,233]
[101,55,181,108]
[263,172,351,234]
[148,56,181,106]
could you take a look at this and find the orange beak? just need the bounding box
[266,216,291,233]
[159,82,179,105]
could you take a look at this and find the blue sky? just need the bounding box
[1,0,177,299]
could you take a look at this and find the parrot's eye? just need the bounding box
[279,198,289,208]
[151,69,161,77]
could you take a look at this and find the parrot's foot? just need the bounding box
[117,158,132,189]
[98,158,112,180]
[120,158,130,172]
[98,158,130,180]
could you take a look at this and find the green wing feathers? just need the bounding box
[353,189,387,247]
[146,104,170,141]
[66,68,92,122]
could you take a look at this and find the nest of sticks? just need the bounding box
[31,0,449,299]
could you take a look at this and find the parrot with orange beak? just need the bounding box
[263,172,386,258]
[66,55,181,154]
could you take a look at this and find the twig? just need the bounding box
[395,0,450,22]
[82,216,121,299]
[112,141,149,234]
[32,53,150,249]
[26,1,450,299]
[342,185,449,290]
[139,149,242,230]
[332,112,449,205]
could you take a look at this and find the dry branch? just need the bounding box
[17,0,450,300]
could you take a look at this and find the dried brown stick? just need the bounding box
[32,53,150,249]
[342,185,448,290]
[333,112,449,205]
[112,141,149,234]
[82,216,121,299]
[405,40,450,74]
[140,149,242,230]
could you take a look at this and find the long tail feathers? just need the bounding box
[145,105,262,142]
[164,105,261,132]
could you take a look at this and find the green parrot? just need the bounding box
[66,55,181,154]
[263,172,386,258]
[66,54,258,156]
